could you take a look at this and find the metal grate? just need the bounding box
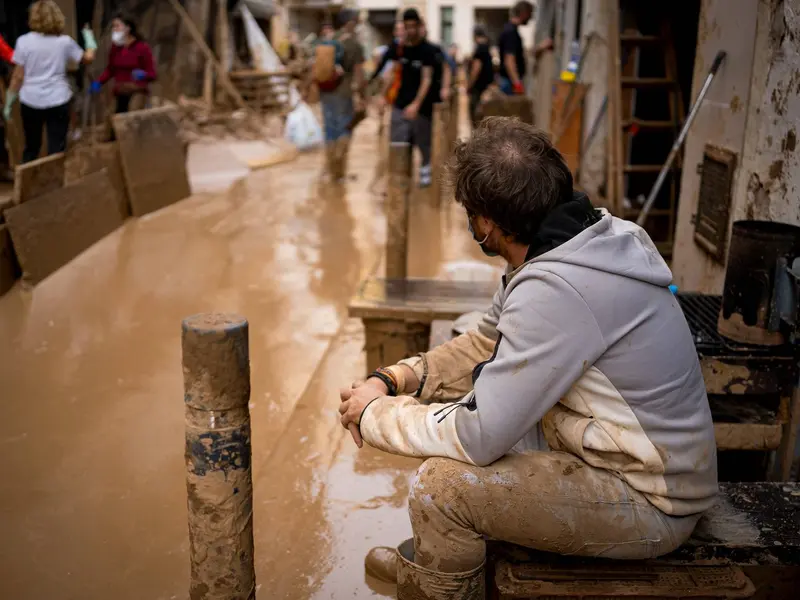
[677,293,794,357]
[694,145,737,262]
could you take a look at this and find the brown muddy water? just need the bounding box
[0,115,496,599]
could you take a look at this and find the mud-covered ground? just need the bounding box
[0,113,496,599]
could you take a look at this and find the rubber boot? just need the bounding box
[365,546,397,583]
[366,540,485,599]
[324,143,337,180]
[396,539,485,600]
[334,136,351,181]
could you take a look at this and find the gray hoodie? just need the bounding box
[360,201,718,517]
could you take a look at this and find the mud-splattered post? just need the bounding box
[182,313,255,600]
[386,142,412,280]
[430,103,446,206]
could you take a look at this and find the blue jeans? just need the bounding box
[320,93,354,142]
[498,76,514,96]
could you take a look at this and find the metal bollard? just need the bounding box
[182,313,255,600]
[386,142,412,280]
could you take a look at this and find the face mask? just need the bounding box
[111,30,126,46]
[468,216,500,257]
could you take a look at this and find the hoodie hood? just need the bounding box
[509,192,673,288]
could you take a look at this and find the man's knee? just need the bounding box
[408,457,477,515]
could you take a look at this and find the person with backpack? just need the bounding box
[374,9,440,188]
[313,11,365,182]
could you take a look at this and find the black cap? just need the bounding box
[402,8,421,23]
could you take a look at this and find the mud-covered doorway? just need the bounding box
[617,0,701,257]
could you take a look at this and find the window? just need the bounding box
[440,6,454,46]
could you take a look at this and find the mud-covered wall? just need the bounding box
[574,0,607,201]
[672,0,800,292]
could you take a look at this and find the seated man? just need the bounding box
[339,117,718,599]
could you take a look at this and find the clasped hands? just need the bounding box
[339,377,388,448]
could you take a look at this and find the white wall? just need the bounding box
[670,0,762,292]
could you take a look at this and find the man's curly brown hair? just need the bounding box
[29,0,66,36]
[447,117,573,245]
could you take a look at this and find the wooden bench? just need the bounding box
[347,277,497,372]
[490,482,800,599]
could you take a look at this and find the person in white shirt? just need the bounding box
[3,0,96,163]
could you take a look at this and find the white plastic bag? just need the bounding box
[284,102,323,151]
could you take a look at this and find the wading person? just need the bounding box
[497,1,533,95]
[374,9,440,188]
[3,0,97,163]
[338,118,718,598]
[466,26,494,127]
[91,16,156,117]
[316,10,365,182]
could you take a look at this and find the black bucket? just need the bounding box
[718,220,800,345]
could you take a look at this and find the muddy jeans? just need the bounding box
[408,451,701,573]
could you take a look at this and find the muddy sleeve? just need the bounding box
[360,272,606,465]
[396,284,502,404]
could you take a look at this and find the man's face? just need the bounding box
[404,20,420,43]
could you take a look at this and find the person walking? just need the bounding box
[91,16,156,116]
[317,10,365,182]
[3,0,97,163]
[497,1,533,95]
[375,9,441,188]
[467,26,495,127]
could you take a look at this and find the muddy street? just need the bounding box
[0,117,494,599]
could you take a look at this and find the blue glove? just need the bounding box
[132,69,146,81]
[89,81,102,94]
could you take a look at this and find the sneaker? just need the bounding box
[419,165,432,188]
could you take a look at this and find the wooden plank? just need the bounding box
[714,423,783,451]
[550,81,588,174]
[348,277,497,322]
[12,153,66,204]
[65,142,130,218]
[4,170,123,284]
[386,143,412,280]
[112,106,190,217]
[164,0,247,110]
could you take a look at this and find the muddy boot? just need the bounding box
[333,136,350,181]
[324,143,337,180]
[396,539,485,600]
[365,546,398,583]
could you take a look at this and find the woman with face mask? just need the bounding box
[3,0,97,163]
[90,16,156,117]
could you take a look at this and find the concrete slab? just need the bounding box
[113,107,191,217]
[12,152,66,204]
[66,142,130,219]
[0,224,20,295]
[4,170,124,284]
